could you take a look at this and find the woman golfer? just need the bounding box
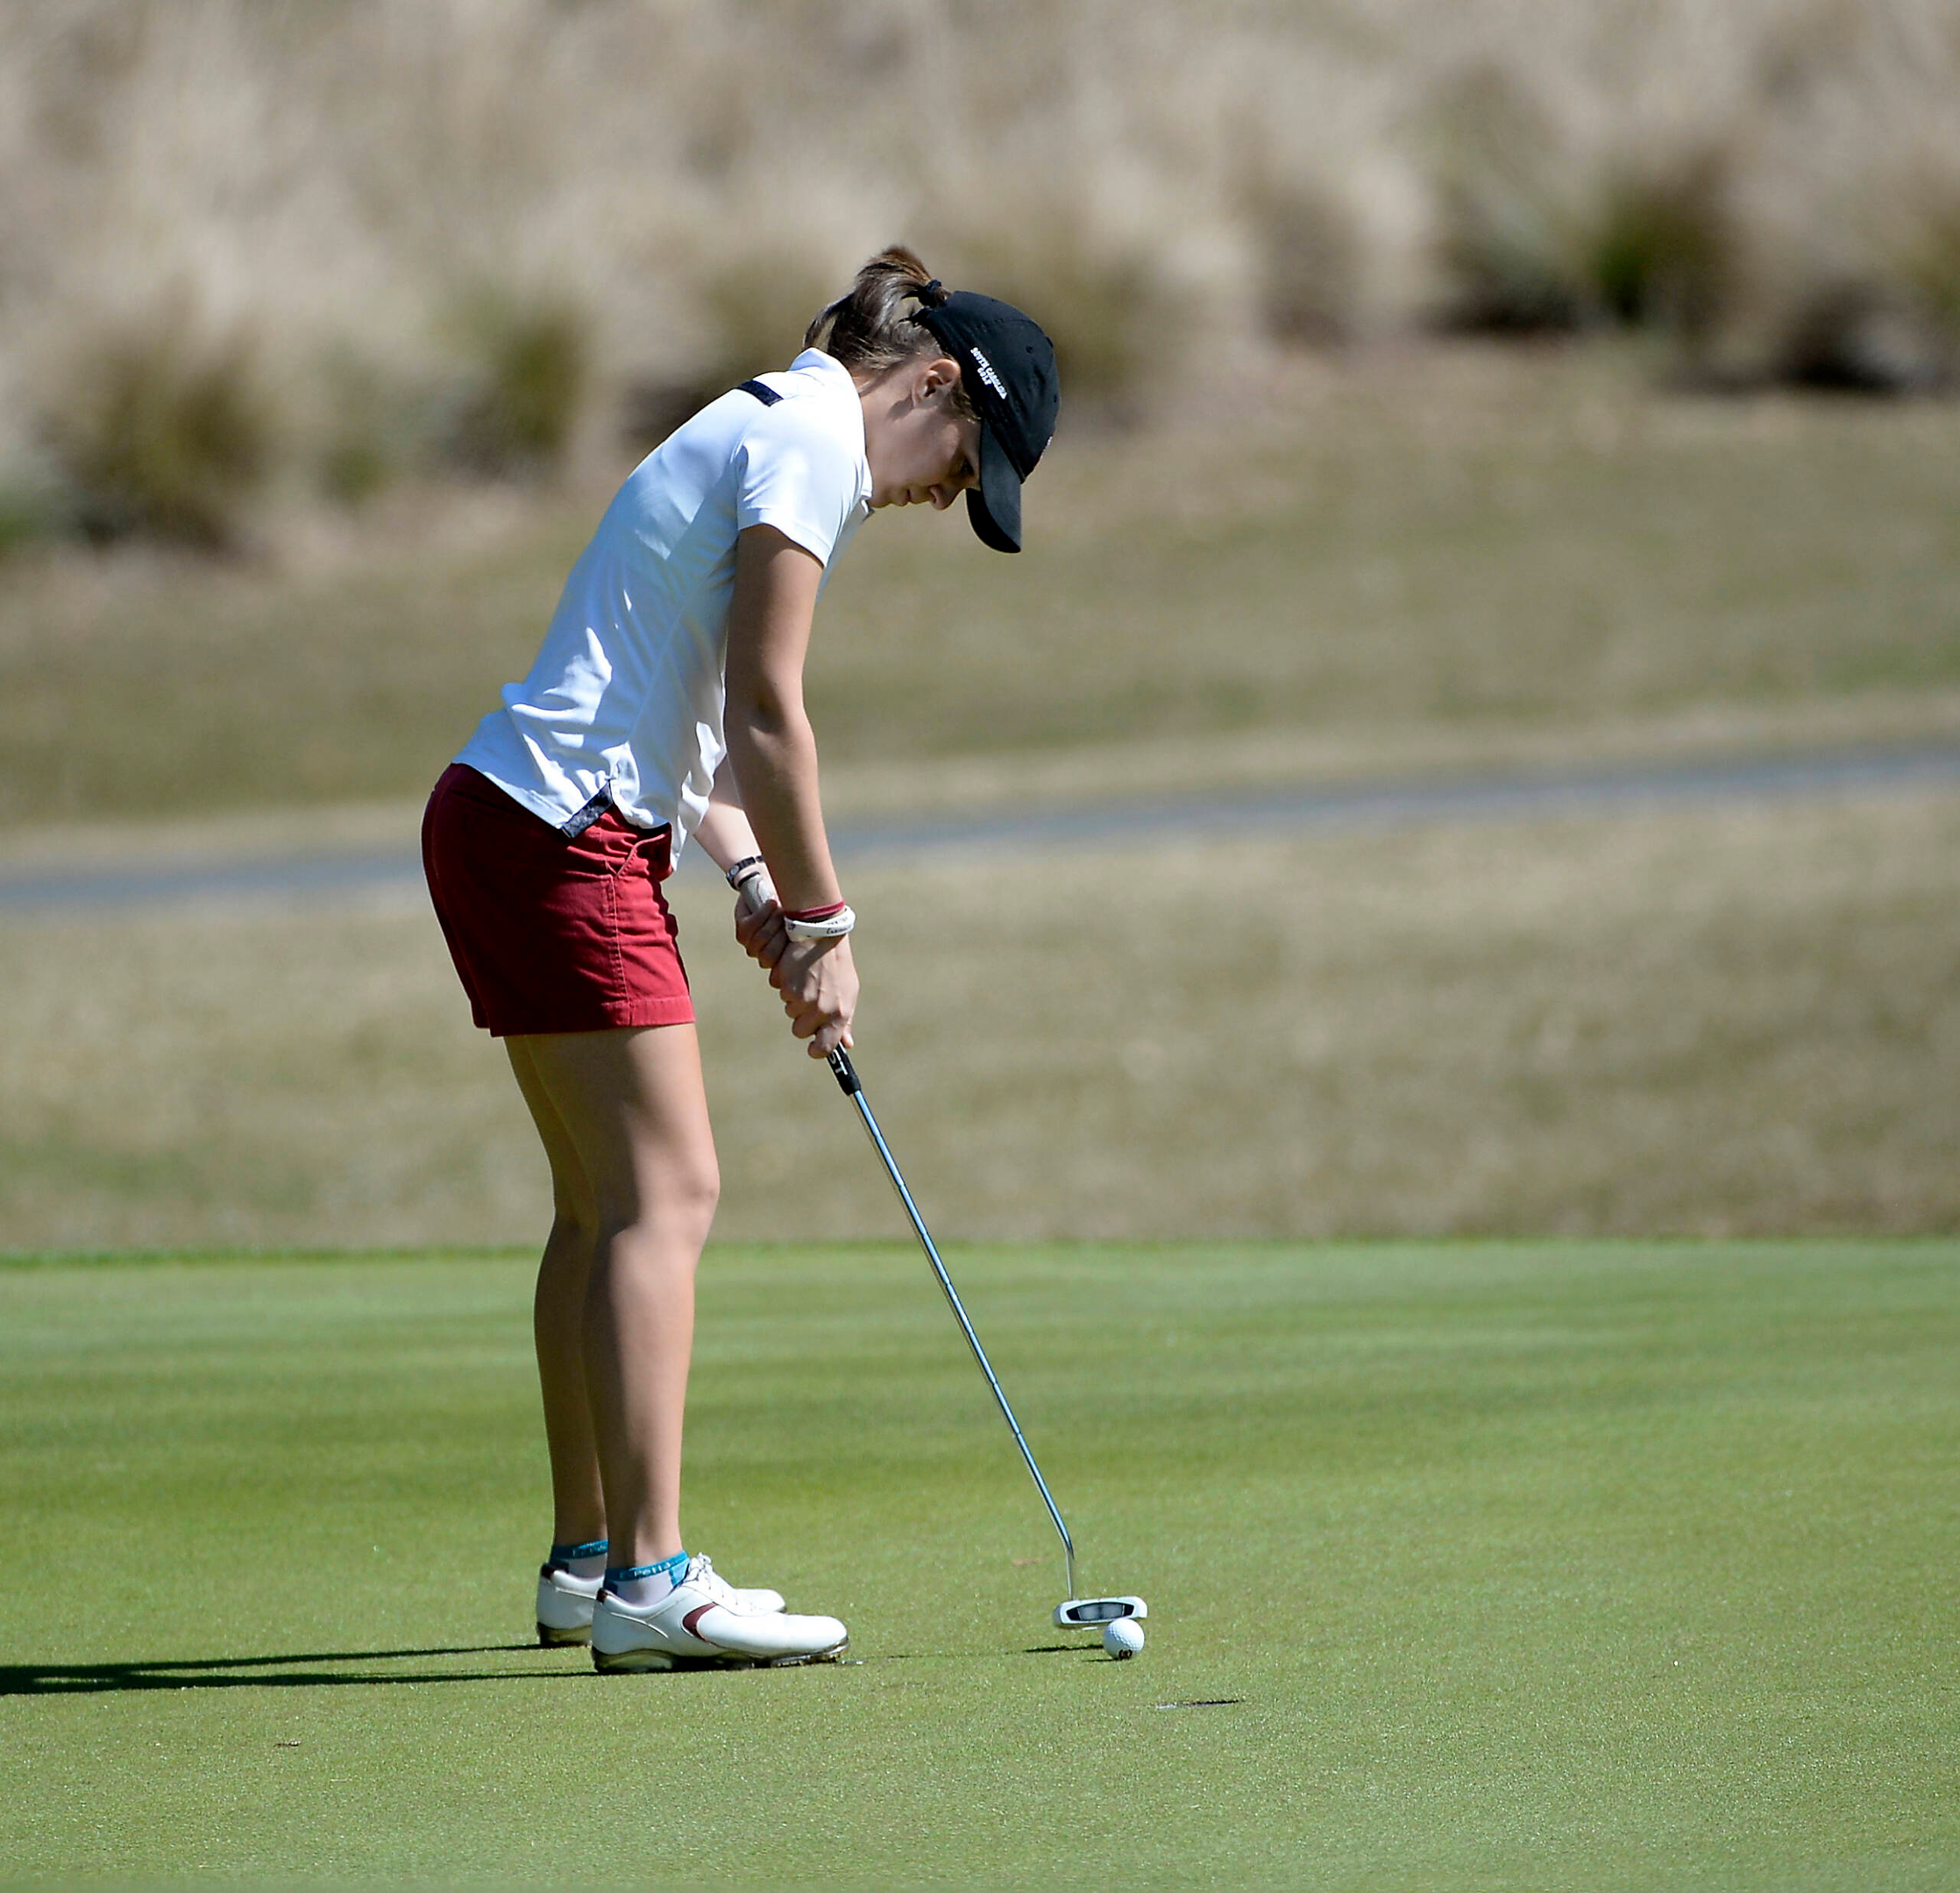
[421,249,1059,1670]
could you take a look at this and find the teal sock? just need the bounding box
[605,1549,688,1606]
[550,1538,607,1581]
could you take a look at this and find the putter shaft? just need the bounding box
[827,1046,1079,1603]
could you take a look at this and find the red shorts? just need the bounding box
[421,763,695,1038]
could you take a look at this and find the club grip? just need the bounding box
[734,866,777,916]
[827,1047,861,1095]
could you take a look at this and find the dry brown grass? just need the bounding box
[3,785,1953,1251]
[7,0,1960,541]
[5,340,1959,826]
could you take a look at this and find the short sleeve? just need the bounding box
[734,401,865,568]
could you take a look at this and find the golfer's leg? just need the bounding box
[513,1024,720,1570]
[506,1036,607,1549]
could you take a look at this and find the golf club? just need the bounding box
[824,1044,1145,1633]
[734,867,1143,1631]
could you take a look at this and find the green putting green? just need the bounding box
[2,1242,1955,1886]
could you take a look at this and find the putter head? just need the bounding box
[1055,1595,1147,1630]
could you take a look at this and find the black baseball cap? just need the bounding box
[912,289,1060,554]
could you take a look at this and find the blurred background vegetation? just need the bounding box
[0,0,1956,1246]
[6,0,1960,558]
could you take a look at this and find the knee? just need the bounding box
[539,1190,602,1278]
[693,1150,722,1212]
[664,1153,721,1246]
[597,1155,720,1257]
[549,1190,599,1247]
[646,1147,721,1233]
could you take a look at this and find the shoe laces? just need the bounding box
[685,1553,742,1606]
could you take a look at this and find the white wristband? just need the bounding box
[784,904,856,941]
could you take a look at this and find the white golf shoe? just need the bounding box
[590,1555,848,1670]
[536,1565,605,1648]
[537,1554,787,1648]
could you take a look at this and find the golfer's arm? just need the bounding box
[691,755,760,876]
[722,525,843,916]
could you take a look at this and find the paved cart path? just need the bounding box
[3,741,1957,918]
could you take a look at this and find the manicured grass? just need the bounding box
[3,1243,1955,1885]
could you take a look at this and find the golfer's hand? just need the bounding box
[771,935,857,1057]
[733,891,789,970]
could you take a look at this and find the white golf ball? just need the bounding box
[1104,1617,1145,1659]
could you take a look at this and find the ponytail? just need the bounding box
[805,246,977,415]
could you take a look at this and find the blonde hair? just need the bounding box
[804,246,978,418]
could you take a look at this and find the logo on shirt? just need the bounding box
[969,346,1009,401]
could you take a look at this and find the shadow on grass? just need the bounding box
[870,1644,1089,1662]
[1,1641,570,1697]
[10,1641,1110,1695]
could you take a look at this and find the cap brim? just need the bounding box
[967,423,1023,554]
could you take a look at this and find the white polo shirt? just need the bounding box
[454,349,872,858]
